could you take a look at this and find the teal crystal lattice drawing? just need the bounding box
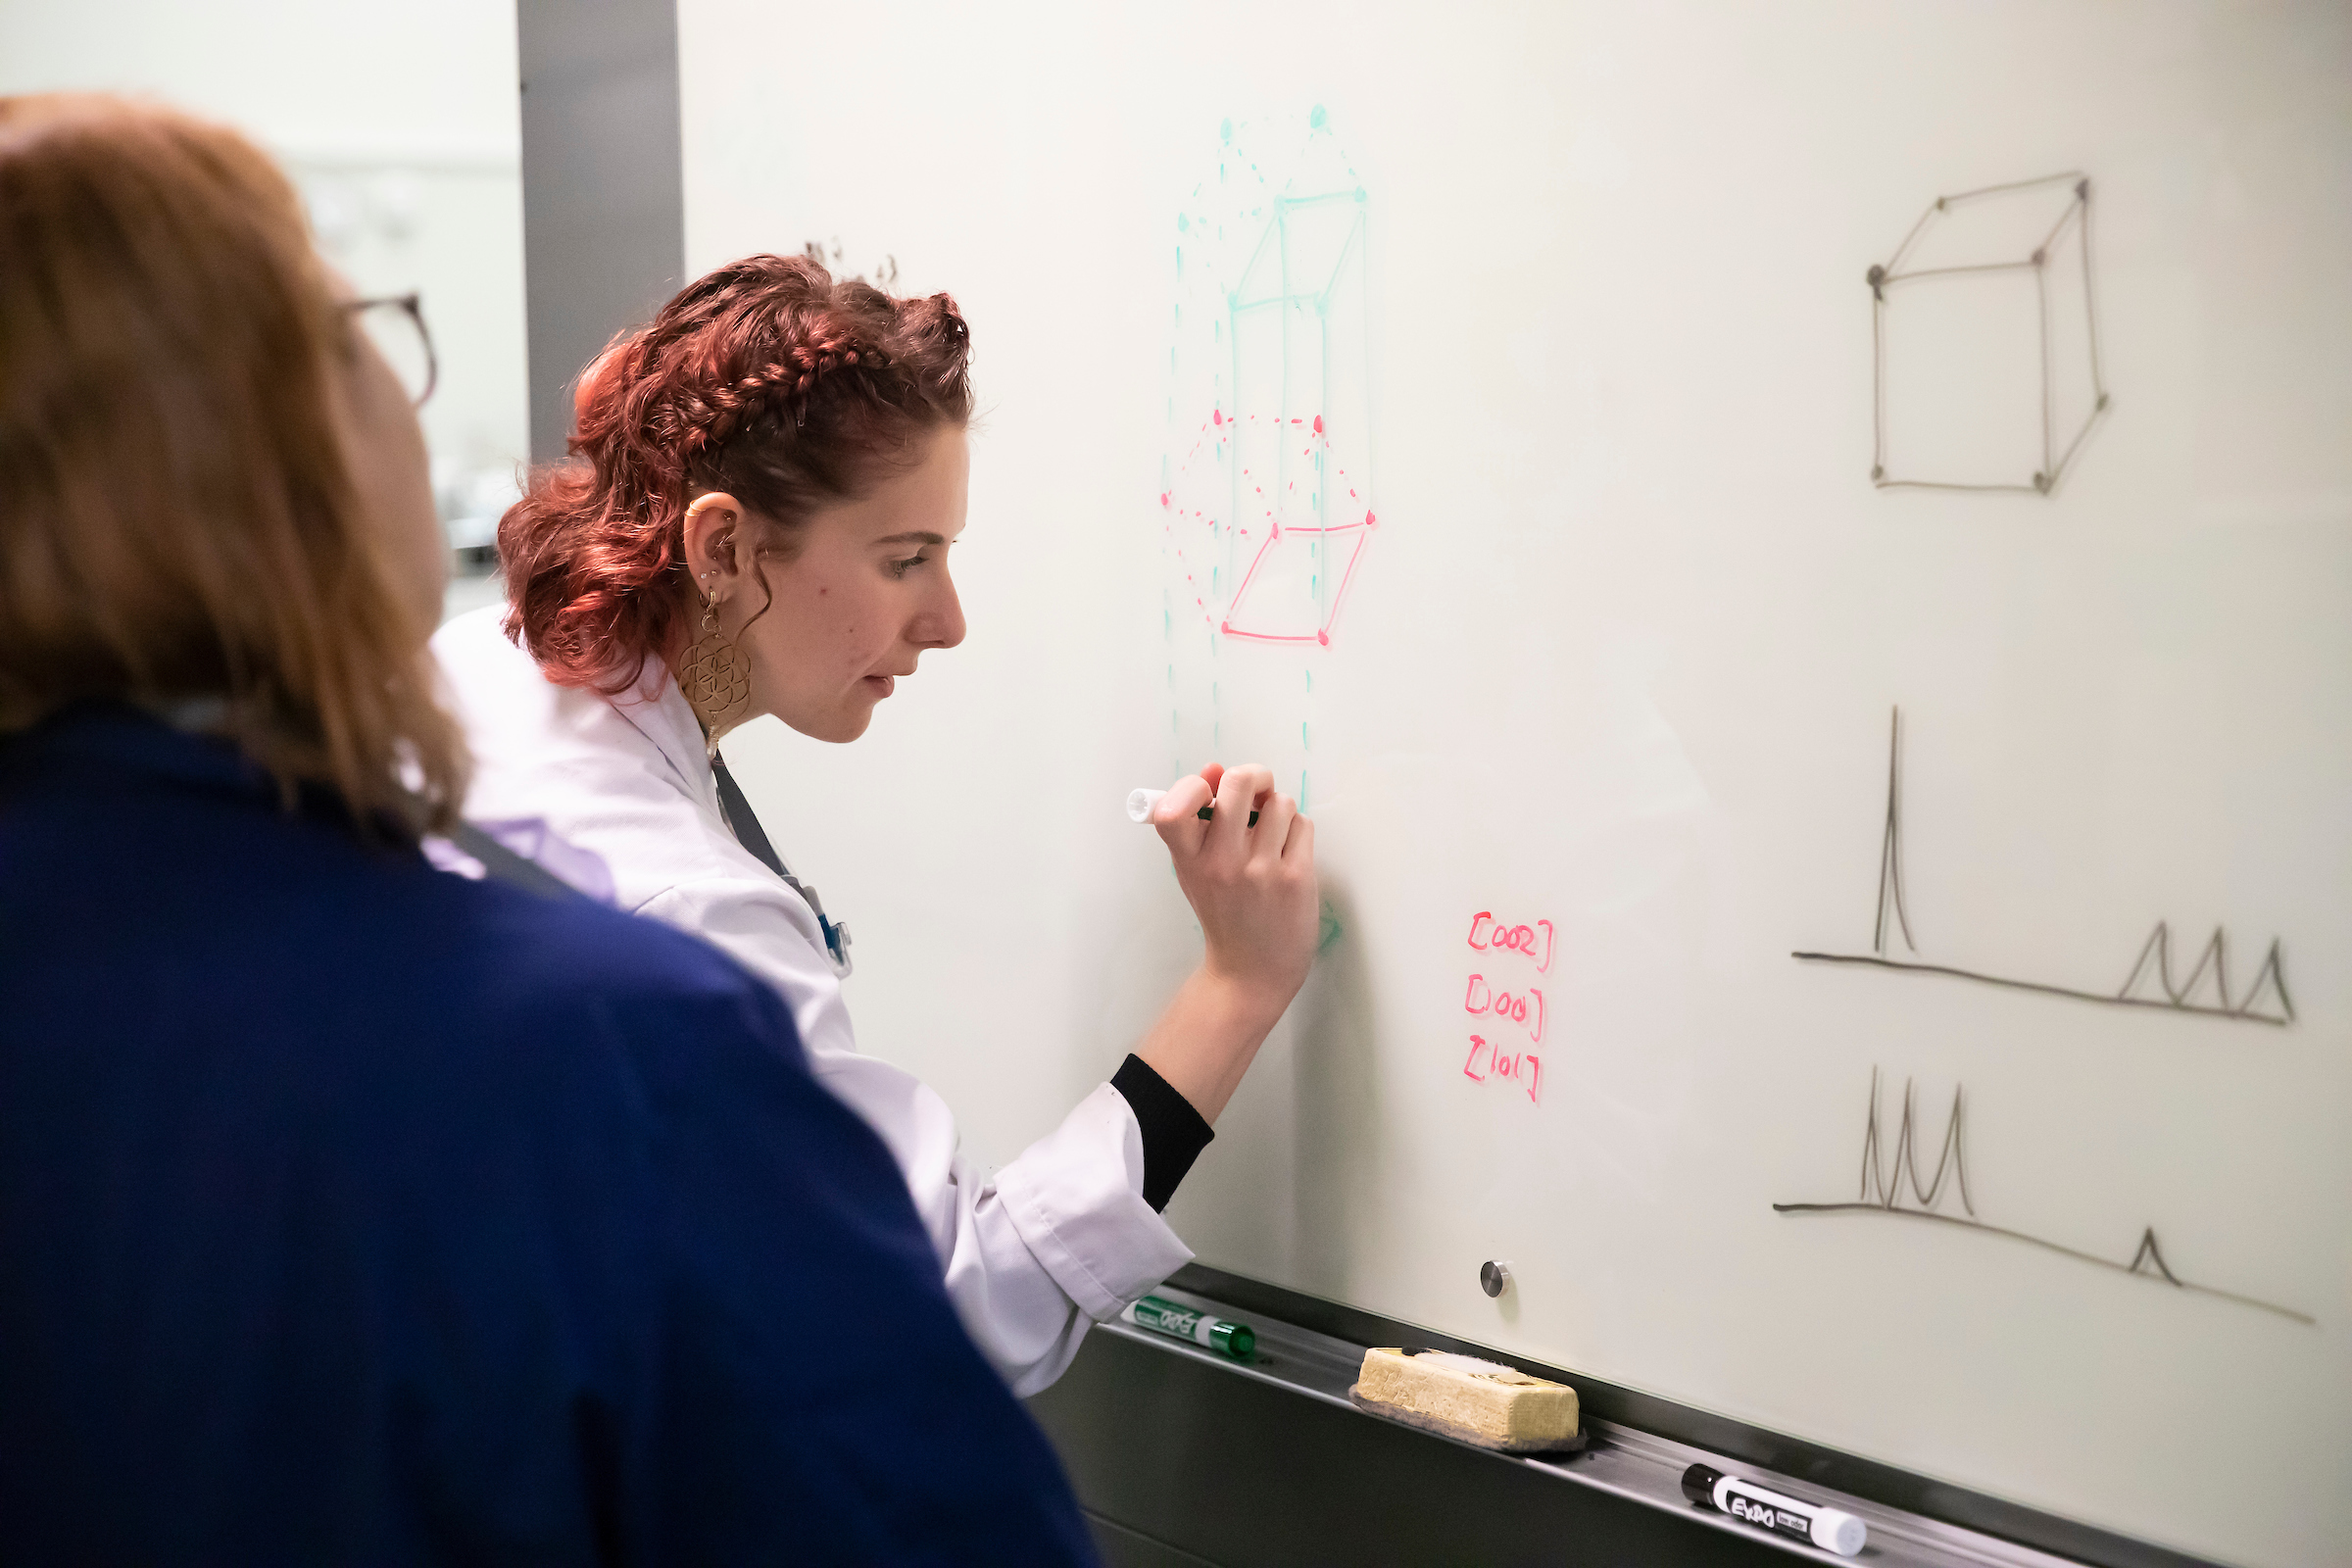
[1163,110,1375,647]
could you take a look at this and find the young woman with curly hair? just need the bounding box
[433,254,1320,1394]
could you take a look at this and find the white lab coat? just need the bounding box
[430,606,1192,1395]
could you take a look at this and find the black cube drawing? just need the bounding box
[1869,172,2110,495]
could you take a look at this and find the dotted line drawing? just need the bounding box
[1159,107,1377,805]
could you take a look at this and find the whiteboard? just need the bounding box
[676,5,2352,1563]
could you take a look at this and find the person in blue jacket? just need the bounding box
[0,93,1095,1566]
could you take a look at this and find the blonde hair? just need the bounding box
[0,93,464,832]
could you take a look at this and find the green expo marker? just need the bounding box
[1120,1295,1255,1360]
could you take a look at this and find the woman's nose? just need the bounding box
[914,569,966,650]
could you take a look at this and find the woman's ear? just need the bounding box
[681,492,750,596]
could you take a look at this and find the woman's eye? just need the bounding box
[888,554,928,578]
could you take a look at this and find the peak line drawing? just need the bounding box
[1774,1069,2313,1326]
[1858,1072,1972,1214]
[1792,709,2294,1027]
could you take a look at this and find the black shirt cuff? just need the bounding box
[1109,1054,1214,1213]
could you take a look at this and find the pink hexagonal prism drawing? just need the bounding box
[1161,410,1376,646]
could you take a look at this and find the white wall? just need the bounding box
[0,0,520,161]
[1,0,531,566]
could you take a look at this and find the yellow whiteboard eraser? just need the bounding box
[1348,1347,1582,1453]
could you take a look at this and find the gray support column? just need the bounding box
[514,0,685,464]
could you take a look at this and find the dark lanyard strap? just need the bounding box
[712,753,854,976]
[710,754,786,877]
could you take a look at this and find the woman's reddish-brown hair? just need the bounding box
[0,93,466,832]
[500,254,973,692]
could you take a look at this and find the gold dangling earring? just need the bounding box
[677,579,754,759]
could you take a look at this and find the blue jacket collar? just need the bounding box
[1,703,397,841]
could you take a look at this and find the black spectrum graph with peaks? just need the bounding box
[1774,1068,2311,1325]
[1792,709,2294,1027]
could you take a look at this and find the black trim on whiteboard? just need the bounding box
[1170,1262,2217,1568]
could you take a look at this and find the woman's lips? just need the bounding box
[862,674,895,698]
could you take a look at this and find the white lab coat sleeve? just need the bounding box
[639,878,1193,1396]
[990,1079,1200,1318]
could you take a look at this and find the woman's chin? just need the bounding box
[779,705,877,746]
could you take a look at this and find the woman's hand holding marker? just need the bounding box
[1154,762,1318,1000]
[1134,762,1320,1124]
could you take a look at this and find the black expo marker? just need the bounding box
[1683,1464,1867,1557]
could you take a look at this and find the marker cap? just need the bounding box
[1811,1507,1868,1557]
[1682,1463,1724,1507]
[1209,1320,1255,1359]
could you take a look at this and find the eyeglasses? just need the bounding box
[343,292,438,409]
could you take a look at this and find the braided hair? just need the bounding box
[499,254,972,693]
